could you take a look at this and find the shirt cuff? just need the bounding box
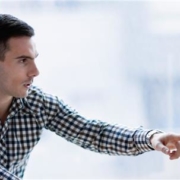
[146,130,163,149]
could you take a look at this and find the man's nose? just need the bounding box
[28,62,40,77]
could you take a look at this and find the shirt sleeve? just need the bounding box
[0,165,20,180]
[43,95,153,156]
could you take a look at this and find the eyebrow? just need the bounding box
[15,53,39,60]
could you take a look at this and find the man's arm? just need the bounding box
[30,87,180,159]
[42,94,153,156]
[43,95,180,158]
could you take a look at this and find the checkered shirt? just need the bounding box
[0,86,154,180]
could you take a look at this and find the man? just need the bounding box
[0,14,180,180]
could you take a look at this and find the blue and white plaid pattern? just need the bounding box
[0,86,153,180]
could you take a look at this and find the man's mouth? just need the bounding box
[25,83,31,87]
[24,84,31,88]
[23,81,33,88]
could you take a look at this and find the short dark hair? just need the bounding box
[0,14,34,60]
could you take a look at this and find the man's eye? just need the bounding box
[20,59,27,63]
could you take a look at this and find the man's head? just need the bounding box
[0,14,34,61]
[0,14,39,98]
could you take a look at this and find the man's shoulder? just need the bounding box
[24,85,59,108]
[28,85,44,96]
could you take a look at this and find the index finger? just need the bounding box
[155,142,170,155]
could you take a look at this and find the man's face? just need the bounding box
[0,36,39,98]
